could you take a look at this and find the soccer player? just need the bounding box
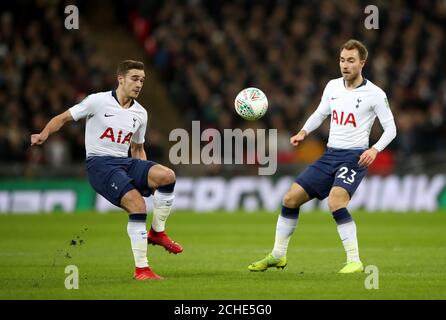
[248,39,397,273]
[31,60,183,281]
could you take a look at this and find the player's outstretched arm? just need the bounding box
[291,82,331,148]
[130,142,147,160]
[292,105,329,148]
[290,130,307,147]
[30,110,73,146]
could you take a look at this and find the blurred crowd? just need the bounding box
[127,0,446,173]
[0,1,116,168]
[1,0,446,176]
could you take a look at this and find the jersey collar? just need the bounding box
[112,89,135,108]
[343,78,367,89]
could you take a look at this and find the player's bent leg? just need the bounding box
[146,164,183,254]
[147,165,176,232]
[272,183,310,258]
[248,183,311,272]
[121,189,163,280]
[328,187,363,273]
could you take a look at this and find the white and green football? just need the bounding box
[234,87,268,121]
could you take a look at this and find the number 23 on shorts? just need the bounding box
[336,166,357,185]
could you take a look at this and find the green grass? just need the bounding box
[0,211,445,299]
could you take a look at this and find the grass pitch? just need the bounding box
[0,210,445,300]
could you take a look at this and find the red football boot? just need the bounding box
[133,267,163,281]
[147,228,183,254]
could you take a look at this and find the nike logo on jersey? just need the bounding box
[104,113,115,117]
[331,97,339,100]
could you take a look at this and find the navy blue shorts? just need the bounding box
[295,148,367,200]
[86,156,158,207]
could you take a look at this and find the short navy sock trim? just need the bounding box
[158,181,176,193]
[332,208,353,225]
[129,213,147,222]
[280,206,300,219]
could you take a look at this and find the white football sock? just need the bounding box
[337,221,361,263]
[272,215,298,258]
[127,219,148,268]
[151,190,175,232]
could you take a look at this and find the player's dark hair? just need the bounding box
[117,60,144,76]
[340,39,368,61]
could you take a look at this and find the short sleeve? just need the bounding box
[69,94,96,121]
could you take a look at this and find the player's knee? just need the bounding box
[148,165,176,191]
[328,196,347,212]
[328,188,349,212]
[159,167,176,186]
[283,192,299,208]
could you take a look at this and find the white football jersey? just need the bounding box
[69,90,148,158]
[302,77,395,151]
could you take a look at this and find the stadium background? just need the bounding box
[0,0,445,300]
[1,0,445,213]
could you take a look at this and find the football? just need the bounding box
[234,87,268,121]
